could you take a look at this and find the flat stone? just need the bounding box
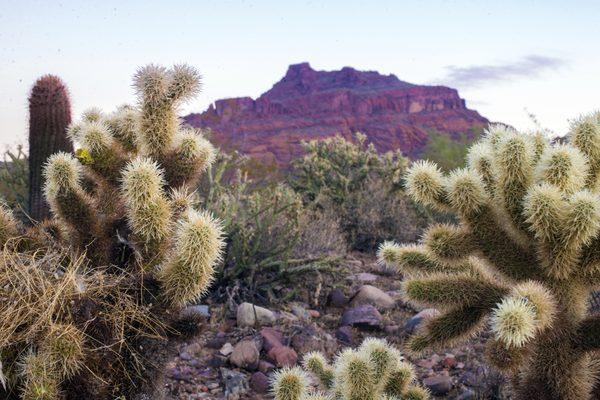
[340,305,383,329]
[351,285,395,310]
[220,343,234,356]
[237,302,276,328]
[350,272,379,282]
[229,340,260,370]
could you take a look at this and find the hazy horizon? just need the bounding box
[2,0,600,150]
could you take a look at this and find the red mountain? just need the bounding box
[184,62,489,166]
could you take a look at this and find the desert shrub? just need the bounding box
[0,64,224,400]
[420,128,482,171]
[197,152,346,304]
[0,145,28,216]
[292,133,431,251]
[271,338,430,400]
[381,119,600,400]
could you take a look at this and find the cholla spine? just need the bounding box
[272,338,429,400]
[384,118,600,399]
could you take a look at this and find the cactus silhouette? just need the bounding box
[28,75,74,221]
[272,338,429,400]
[381,118,600,399]
[0,64,224,400]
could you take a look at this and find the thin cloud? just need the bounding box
[437,55,567,88]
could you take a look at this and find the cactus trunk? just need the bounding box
[28,75,73,221]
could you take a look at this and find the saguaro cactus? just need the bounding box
[0,64,223,400]
[380,118,600,399]
[271,338,429,400]
[28,75,74,221]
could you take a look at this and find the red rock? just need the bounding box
[250,372,270,393]
[260,327,284,352]
[184,62,488,167]
[267,346,298,367]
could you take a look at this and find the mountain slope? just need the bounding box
[184,62,489,166]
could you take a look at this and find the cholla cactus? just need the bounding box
[271,338,429,400]
[0,64,224,400]
[381,118,600,399]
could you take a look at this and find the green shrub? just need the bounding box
[197,152,346,303]
[292,133,430,251]
[0,145,28,215]
[420,128,481,172]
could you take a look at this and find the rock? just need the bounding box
[403,308,440,335]
[308,310,320,318]
[258,360,275,374]
[209,354,228,368]
[185,63,489,168]
[229,340,260,370]
[328,289,348,307]
[260,327,284,352]
[335,326,354,345]
[267,346,298,368]
[457,389,476,400]
[423,375,452,396]
[249,372,270,393]
[236,302,276,328]
[442,355,457,369]
[351,285,395,310]
[220,368,249,400]
[220,343,234,356]
[290,325,338,355]
[340,305,383,329]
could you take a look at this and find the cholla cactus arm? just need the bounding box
[121,157,172,263]
[78,121,128,185]
[159,210,224,307]
[403,273,508,310]
[333,349,375,400]
[271,367,309,400]
[0,202,20,248]
[43,153,102,251]
[406,306,489,353]
[19,352,60,400]
[392,117,600,399]
[162,128,216,188]
[302,352,335,389]
[104,105,139,153]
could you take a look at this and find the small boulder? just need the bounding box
[220,342,234,356]
[328,289,348,307]
[229,340,260,370]
[340,305,383,330]
[423,375,453,396]
[267,345,298,368]
[249,372,270,393]
[260,327,284,352]
[351,285,395,310]
[335,326,354,345]
[237,302,276,328]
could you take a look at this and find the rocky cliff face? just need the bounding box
[184,62,489,166]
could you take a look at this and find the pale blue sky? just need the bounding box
[1,0,599,149]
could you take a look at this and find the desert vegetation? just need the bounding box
[1,63,599,400]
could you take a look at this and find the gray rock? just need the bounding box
[340,305,383,329]
[335,326,354,344]
[350,285,395,310]
[349,272,379,282]
[220,342,234,356]
[229,340,260,370]
[220,368,249,400]
[236,302,276,328]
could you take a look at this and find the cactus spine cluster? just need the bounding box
[380,118,600,399]
[28,75,74,221]
[271,338,429,400]
[0,64,223,400]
